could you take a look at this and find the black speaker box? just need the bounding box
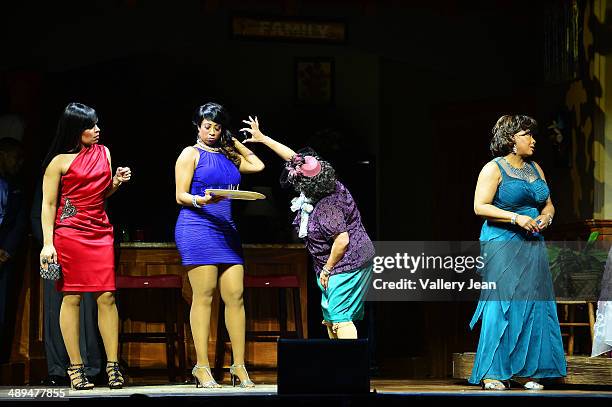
[277,339,370,394]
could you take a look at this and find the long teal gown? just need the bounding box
[468,157,567,384]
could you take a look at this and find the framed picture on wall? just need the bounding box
[295,58,334,105]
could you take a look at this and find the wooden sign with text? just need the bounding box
[232,16,346,43]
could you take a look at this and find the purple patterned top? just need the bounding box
[293,181,374,276]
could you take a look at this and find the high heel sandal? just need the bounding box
[229,364,255,388]
[192,365,221,388]
[106,361,124,389]
[67,364,94,390]
[481,379,507,390]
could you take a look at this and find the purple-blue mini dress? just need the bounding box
[175,148,243,266]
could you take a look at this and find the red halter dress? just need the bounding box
[54,144,115,292]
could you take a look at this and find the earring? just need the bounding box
[512,144,517,154]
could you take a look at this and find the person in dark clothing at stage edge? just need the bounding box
[0,137,26,363]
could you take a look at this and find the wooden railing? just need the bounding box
[5,241,308,384]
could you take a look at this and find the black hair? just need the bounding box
[193,102,241,167]
[42,103,97,170]
[490,114,538,157]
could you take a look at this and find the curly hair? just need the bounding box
[290,160,337,202]
[490,115,538,157]
[193,102,241,167]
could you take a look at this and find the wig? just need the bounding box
[281,148,337,203]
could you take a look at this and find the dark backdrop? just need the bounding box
[0,0,588,378]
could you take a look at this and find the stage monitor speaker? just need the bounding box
[277,339,370,394]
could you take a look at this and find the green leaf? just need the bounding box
[587,231,600,243]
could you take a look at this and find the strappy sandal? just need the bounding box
[229,364,255,388]
[192,365,221,388]
[67,364,94,390]
[106,361,125,389]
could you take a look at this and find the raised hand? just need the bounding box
[240,116,267,143]
[115,167,132,184]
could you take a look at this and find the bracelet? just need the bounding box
[321,266,332,277]
[113,177,122,188]
[543,213,553,226]
[510,213,518,225]
[192,195,202,208]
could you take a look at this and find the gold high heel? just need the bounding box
[67,364,94,390]
[192,365,221,388]
[229,364,255,388]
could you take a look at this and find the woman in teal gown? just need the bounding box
[470,115,566,390]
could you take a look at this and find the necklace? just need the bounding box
[196,139,221,152]
[502,157,536,181]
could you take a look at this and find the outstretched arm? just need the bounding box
[241,116,296,161]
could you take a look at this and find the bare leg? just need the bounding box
[59,293,83,364]
[219,264,252,385]
[61,293,94,389]
[188,265,218,384]
[95,291,119,361]
[335,322,358,339]
[95,291,124,388]
[219,265,245,364]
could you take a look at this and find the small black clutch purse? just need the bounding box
[40,262,62,281]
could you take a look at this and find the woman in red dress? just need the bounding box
[40,103,131,390]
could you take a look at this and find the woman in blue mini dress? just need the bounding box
[471,115,566,390]
[175,103,264,388]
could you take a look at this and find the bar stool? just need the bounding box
[116,274,186,382]
[213,274,303,380]
[557,300,596,355]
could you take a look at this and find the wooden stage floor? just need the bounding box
[2,380,611,396]
[2,374,610,404]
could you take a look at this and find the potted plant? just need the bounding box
[548,232,608,300]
